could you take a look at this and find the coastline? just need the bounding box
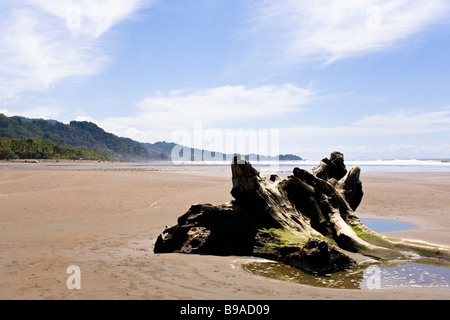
[0,163,449,299]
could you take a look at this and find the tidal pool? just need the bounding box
[243,218,449,290]
[243,260,450,290]
[360,218,416,233]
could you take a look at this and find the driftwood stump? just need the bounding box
[154,152,449,274]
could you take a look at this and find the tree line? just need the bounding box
[0,114,161,161]
[0,137,117,161]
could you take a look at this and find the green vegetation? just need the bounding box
[279,154,303,161]
[257,227,309,253]
[351,222,450,260]
[0,137,117,161]
[0,114,164,161]
[350,223,392,247]
[0,113,303,162]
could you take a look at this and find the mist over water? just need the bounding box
[257,159,450,173]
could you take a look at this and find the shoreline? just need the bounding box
[0,165,449,299]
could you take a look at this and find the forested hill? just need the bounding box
[0,137,116,161]
[0,114,166,161]
[0,114,303,162]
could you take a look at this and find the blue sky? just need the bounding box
[1,0,450,160]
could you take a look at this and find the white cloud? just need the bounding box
[93,84,314,142]
[0,0,153,102]
[138,84,312,123]
[282,108,450,140]
[32,0,154,39]
[245,0,450,66]
[354,108,450,130]
[0,106,62,119]
[280,107,450,159]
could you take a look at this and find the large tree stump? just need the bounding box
[154,152,450,274]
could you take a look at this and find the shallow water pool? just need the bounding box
[360,218,416,233]
[243,218,448,290]
[243,260,450,290]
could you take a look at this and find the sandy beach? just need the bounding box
[0,161,449,300]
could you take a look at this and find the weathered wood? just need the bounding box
[154,152,450,273]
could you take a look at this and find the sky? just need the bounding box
[1,0,450,160]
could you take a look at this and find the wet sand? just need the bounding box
[0,162,449,299]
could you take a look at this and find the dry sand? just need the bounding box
[0,162,449,300]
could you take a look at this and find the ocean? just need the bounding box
[190,159,450,173]
[2,159,450,173]
[267,159,450,173]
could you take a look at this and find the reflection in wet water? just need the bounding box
[243,261,450,290]
[361,263,450,290]
[244,217,447,290]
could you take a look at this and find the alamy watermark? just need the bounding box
[66,265,81,290]
[361,265,381,290]
[66,6,81,31]
[170,121,280,171]
[366,5,381,31]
